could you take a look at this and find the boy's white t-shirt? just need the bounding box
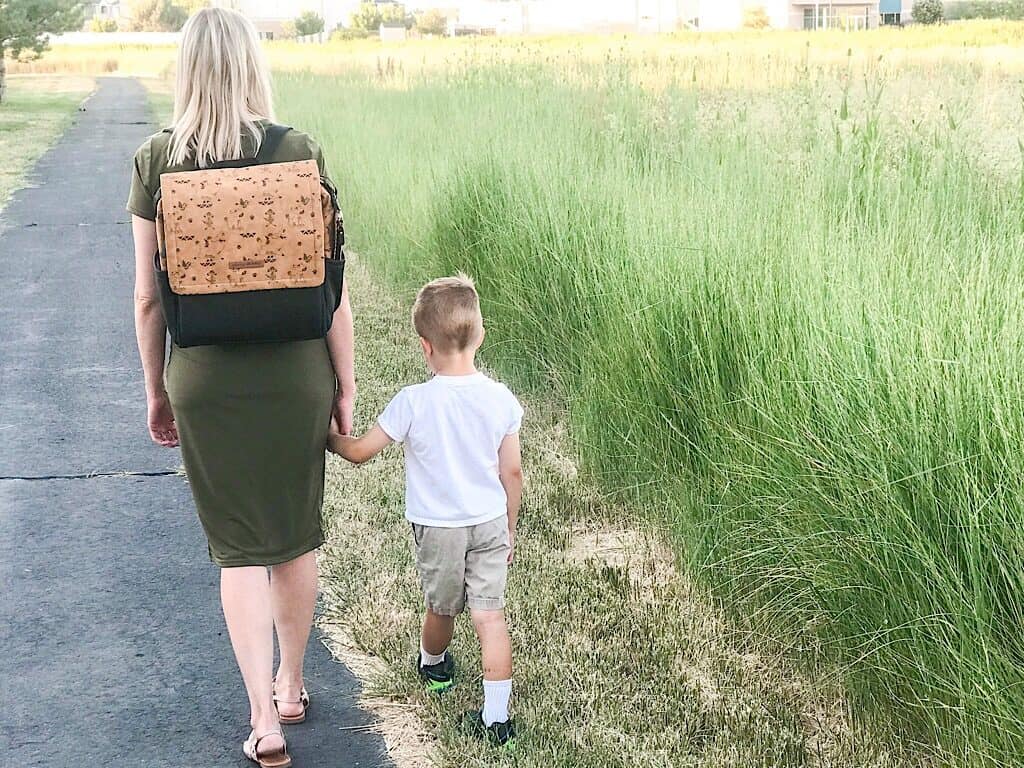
[377,372,523,528]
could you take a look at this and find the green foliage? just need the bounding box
[348,1,380,31]
[349,1,411,32]
[742,4,770,28]
[293,10,323,36]
[330,25,371,41]
[415,8,447,36]
[0,0,83,104]
[274,39,1024,766]
[88,16,118,32]
[0,0,83,58]
[380,2,412,29]
[126,0,187,31]
[946,0,1024,19]
[913,0,945,22]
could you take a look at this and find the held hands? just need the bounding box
[147,390,179,448]
[328,414,357,458]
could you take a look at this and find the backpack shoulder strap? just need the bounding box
[254,123,291,163]
[205,123,293,170]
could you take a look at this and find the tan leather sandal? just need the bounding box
[242,729,291,768]
[273,681,310,724]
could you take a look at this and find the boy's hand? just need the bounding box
[507,528,516,565]
[327,416,353,456]
[329,433,360,460]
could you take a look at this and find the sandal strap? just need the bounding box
[255,729,285,750]
[272,683,309,706]
[245,729,286,758]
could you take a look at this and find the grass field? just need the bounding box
[130,85,912,768]
[266,23,1024,768]
[0,76,93,213]
[319,257,921,768]
[124,21,1024,766]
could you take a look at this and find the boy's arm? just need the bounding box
[498,432,523,563]
[328,422,393,465]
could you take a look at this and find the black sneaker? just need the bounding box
[416,651,455,693]
[462,709,516,748]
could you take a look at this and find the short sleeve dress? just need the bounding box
[128,124,337,567]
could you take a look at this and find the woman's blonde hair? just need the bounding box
[168,7,275,168]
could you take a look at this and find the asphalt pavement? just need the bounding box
[0,77,391,768]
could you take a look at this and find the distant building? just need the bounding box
[413,0,915,35]
[87,0,129,27]
[681,0,915,30]
[436,0,686,35]
[379,21,409,41]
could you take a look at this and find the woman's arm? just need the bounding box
[132,215,178,447]
[326,281,356,434]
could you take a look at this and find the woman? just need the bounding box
[127,9,355,767]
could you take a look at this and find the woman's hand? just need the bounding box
[333,389,356,436]
[147,390,179,448]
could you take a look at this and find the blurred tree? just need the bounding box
[912,0,944,23]
[0,0,84,104]
[349,1,381,31]
[379,2,412,28]
[294,10,323,36]
[742,4,770,28]
[415,8,446,35]
[350,2,411,32]
[126,0,188,31]
[945,0,1024,19]
[89,16,118,31]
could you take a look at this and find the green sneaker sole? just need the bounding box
[423,677,455,693]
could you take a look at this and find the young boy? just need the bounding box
[328,274,523,747]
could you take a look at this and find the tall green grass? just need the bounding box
[276,31,1024,766]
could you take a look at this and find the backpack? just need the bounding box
[153,124,345,348]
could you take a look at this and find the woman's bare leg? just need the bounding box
[270,550,318,718]
[221,566,284,752]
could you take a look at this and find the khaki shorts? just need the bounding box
[412,515,510,616]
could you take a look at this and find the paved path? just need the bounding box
[0,78,392,768]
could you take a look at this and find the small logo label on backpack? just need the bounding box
[229,259,265,270]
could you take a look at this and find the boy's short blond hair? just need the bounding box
[412,274,483,353]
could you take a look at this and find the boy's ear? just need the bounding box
[419,336,432,357]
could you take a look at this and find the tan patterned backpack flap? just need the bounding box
[151,124,346,348]
[158,159,327,295]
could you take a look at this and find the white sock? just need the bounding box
[482,679,512,726]
[420,645,445,667]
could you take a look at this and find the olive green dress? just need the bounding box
[127,124,337,567]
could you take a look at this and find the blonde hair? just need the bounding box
[168,7,275,168]
[412,274,483,353]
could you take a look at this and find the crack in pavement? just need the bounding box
[15,221,132,228]
[0,469,182,481]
